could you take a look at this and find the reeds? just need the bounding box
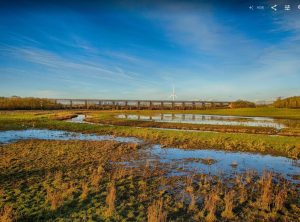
[147,199,167,222]
[186,178,196,212]
[239,185,247,204]
[258,171,273,211]
[221,190,235,219]
[1,138,299,221]
[203,190,219,222]
[274,183,287,212]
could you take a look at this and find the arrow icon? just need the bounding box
[271,4,277,11]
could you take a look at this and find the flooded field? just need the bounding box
[149,145,299,182]
[1,110,299,221]
[0,129,141,144]
[117,114,291,129]
[1,129,298,183]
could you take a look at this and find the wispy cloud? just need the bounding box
[0,45,142,82]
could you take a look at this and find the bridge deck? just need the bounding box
[51,99,231,110]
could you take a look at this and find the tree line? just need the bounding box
[1,96,299,110]
[0,97,63,110]
[230,100,256,108]
[273,96,300,108]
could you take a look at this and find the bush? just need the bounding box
[230,100,255,108]
[273,96,300,108]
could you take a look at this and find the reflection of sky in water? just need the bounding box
[118,114,287,129]
[66,114,86,123]
[150,145,299,182]
[0,128,299,183]
[0,129,141,144]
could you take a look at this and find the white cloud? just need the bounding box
[0,45,142,82]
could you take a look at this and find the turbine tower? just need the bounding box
[170,85,177,101]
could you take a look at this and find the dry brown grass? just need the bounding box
[0,205,14,222]
[258,171,273,210]
[186,182,196,212]
[221,190,235,219]
[274,183,287,212]
[203,190,219,222]
[147,199,167,222]
[0,139,299,221]
[239,185,247,204]
[46,187,64,211]
[44,171,76,211]
[138,180,148,201]
[79,182,89,201]
[105,181,116,217]
[90,169,102,191]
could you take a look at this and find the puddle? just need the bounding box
[66,114,86,123]
[149,145,299,182]
[0,129,142,144]
[117,114,289,129]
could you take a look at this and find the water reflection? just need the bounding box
[66,114,86,123]
[0,129,298,183]
[0,129,142,144]
[149,145,299,182]
[118,114,288,129]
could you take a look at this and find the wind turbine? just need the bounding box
[170,85,177,101]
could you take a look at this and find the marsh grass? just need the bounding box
[90,169,102,191]
[104,181,116,217]
[257,171,273,211]
[0,140,299,221]
[221,190,235,219]
[274,184,287,212]
[203,190,219,222]
[147,199,167,222]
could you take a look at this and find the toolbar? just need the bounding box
[249,4,300,11]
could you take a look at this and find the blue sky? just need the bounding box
[0,1,300,101]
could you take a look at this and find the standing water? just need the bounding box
[1,115,298,182]
[117,114,288,129]
[1,128,298,182]
[0,129,142,144]
[149,145,299,182]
